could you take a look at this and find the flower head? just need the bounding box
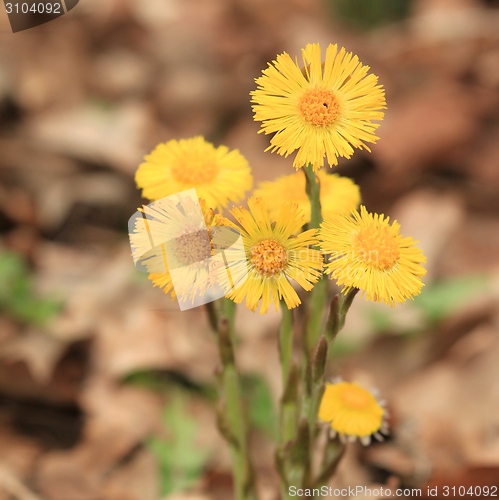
[319,380,388,445]
[251,43,386,171]
[319,206,426,306]
[254,171,360,223]
[129,192,225,305]
[135,136,252,210]
[219,197,323,314]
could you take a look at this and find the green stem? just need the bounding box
[304,289,358,487]
[279,302,293,389]
[276,303,298,499]
[206,301,257,500]
[286,419,311,495]
[301,163,327,430]
[303,163,327,354]
[276,367,299,500]
[304,278,328,353]
[304,336,327,432]
[325,288,359,343]
[304,163,322,230]
[297,165,358,490]
[206,298,219,332]
[300,163,330,489]
[221,297,237,343]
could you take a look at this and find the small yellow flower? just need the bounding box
[254,171,360,223]
[319,206,426,306]
[219,198,323,314]
[135,136,252,210]
[319,380,388,445]
[251,43,386,171]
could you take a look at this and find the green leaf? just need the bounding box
[0,252,26,296]
[325,0,413,30]
[366,308,396,332]
[330,338,361,358]
[147,391,210,496]
[0,251,62,327]
[241,374,278,439]
[123,369,217,400]
[414,275,490,322]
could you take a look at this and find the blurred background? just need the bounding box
[1,0,499,498]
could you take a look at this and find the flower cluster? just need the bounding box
[130,41,427,449]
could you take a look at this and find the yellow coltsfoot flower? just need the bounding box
[319,380,389,445]
[319,206,426,306]
[135,136,252,210]
[130,193,225,304]
[251,43,386,171]
[254,170,360,223]
[219,197,323,314]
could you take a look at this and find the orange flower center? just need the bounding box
[354,227,400,270]
[174,228,212,265]
[171,156,219,184]
[298,88,339,127]
[251,239,288,277]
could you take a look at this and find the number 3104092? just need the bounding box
[5,3,61,14]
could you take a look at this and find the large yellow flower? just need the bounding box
[319,380,388,445]
[254,171,360,223]
[219,198,323,314]
[319,206,426,306]
[135,136,252,210]
[251,43,386,171]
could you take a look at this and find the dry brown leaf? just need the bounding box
[391,189,465,281]
[36,380,161,500]
[411,0,499,43]
[101,449,158,500]
[386,320,499,483]
[0,466,43,500]
[374,81,480,173]
[94,306,217,382]
[437,215,499,277]
[0,425,42,481]
[164,494,210,500]
[35,245,137,342]
[24,103,148,174]
[36,171,133,231]
[0,329,66,384]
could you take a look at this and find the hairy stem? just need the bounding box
[301,163,359,488]
[276,303,298,499]
[304,163,322,230]
[306,289,359,487]
[279,302,293,390]
[303,163,327,354]
[206,300,257,500]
